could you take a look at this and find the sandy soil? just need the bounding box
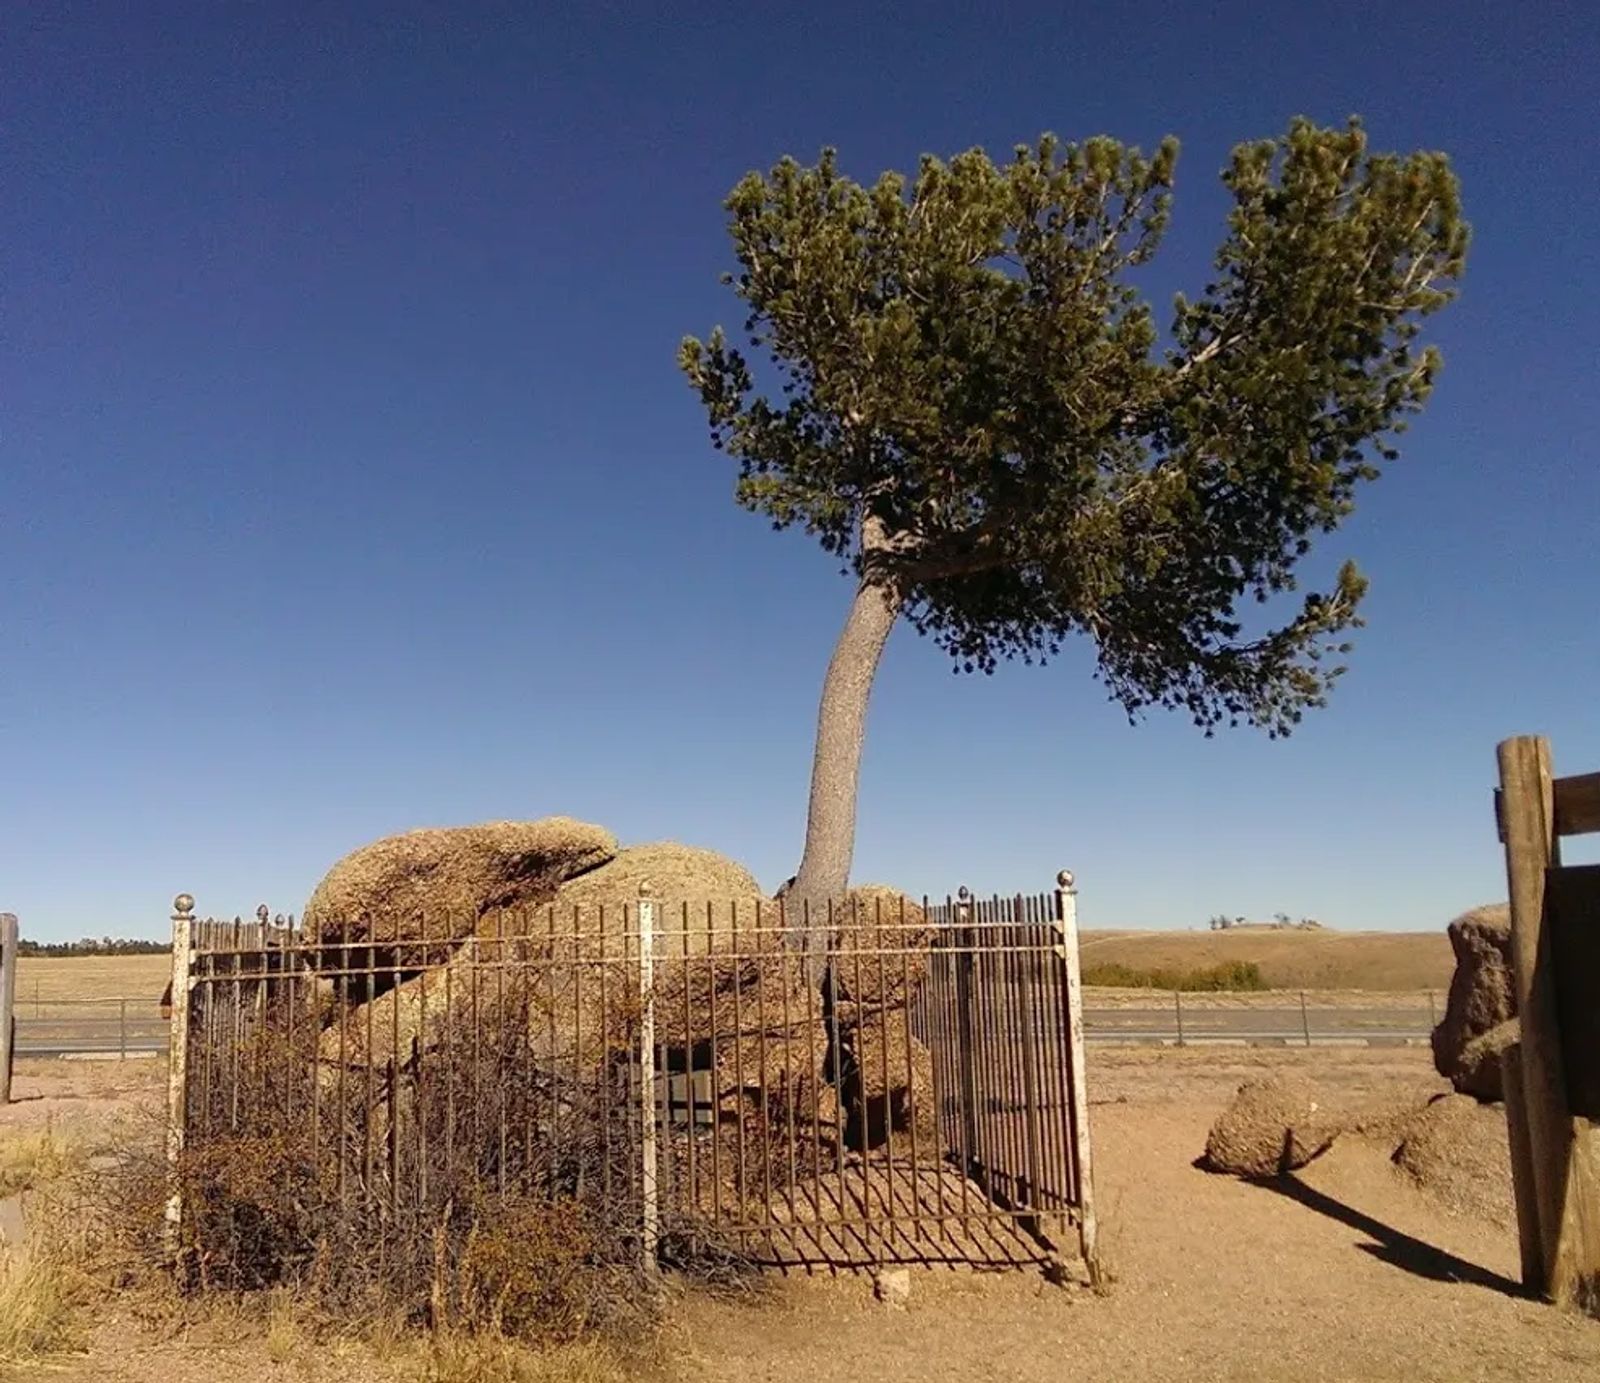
[0,1058,163,1146]
[10,1048,1599,1383]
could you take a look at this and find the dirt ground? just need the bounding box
[6,1048,1599,1383]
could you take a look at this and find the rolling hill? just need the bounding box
[1077,926,1453,992]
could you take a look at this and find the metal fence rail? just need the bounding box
[162,877,1099,1279]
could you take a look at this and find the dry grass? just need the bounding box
[1078,926,1452,991]
[14,923,1450,1005]
[15,953,172,1004]
[0,1236,87,1367]
[0,1131,96,1369]
[0,1126,83,1196]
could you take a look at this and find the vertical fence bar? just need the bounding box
[1054,870,1100,1285]
[120,996,128,1061]
[1173,990,1185,1047]
[953,888,979,1184]
[0,913,17,1104]
[1015,894,1042,1219]
[638,881,659,1276]
[1300,990,1311,1047]
[164,893,196,1266]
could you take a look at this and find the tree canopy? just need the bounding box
[680,117,1467,739]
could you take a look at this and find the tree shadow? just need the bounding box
[1254,1168,1530,1300]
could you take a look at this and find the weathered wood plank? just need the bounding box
[1498,737,1600,1309]
[1554,772,1600,838]
[0,913,17,1104]
[1495,772,1600,842]
[1503,1043,1544,1289]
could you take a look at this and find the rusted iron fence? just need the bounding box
[164,875,1097,1278]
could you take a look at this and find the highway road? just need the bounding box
[12,1002,1433,1059]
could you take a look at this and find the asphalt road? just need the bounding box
[12,1003,1432,1059]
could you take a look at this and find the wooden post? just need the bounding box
[1300,990,1312,1048]
[1055,870,1100,1287]
[637,881,658,1276]
[1497,737,1600,1307]
[0,913,17,1104]
[1173,989,1185,1046]
[1503,1042,1544,1288]
[164,894,195,1267]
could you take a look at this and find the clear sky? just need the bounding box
[4,2,1597,941]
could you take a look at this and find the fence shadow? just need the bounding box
[1260,1171,1528,1300]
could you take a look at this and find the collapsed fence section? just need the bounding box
[164,877,1098,1284]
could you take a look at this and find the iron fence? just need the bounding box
[162,876,1098,1279]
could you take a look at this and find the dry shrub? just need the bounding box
[101,983,658,1348]
[0,1125,83,1196]
[0,1150,99,1367]
[0,1237,86,1366]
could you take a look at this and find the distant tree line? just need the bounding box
[1207,913,1323,931]
[16,937,171,957]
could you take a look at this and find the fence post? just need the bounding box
[637,881,659,1277]
[1300,990,1311,1048]
[1054,869,1100,1287]
[1173,990,1184,1047]
[0,913,17,1104]
[120,997,128,1061]
[164,893,195,1268]
[953,886,981,1178]
[1497,735,1600,1305]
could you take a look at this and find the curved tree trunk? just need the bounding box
[784,518,902,966]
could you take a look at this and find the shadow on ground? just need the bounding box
[1258,1170,1528,1299]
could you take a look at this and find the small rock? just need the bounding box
[873,1266,911,1309]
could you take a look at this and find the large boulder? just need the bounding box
[831,885,931,1011]
[1392,1092,1515,1226]
[304,817,618,978]
[1431,904,1516,1101]
[836,1023,939,1153]
[317,839,778,1066]
[1202,1074,1340,1178]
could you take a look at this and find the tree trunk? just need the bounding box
[784,518,901,963]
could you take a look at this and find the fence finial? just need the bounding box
[637,879,654,900]
[957,885,971,903]
[1056,869,1075,890]
[255,904,270,924]
[173,894,195,919]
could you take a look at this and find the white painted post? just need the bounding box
[637,881,659,1276]
[1054,869,1100,1286]
[0,913,17,1104]
[164,894,195,1267]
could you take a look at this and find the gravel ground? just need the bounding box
[14,1048,1600,1382]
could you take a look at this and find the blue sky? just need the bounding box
[4,2,1597,941]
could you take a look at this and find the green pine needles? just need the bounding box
[682,116,1467,739]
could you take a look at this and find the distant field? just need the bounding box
[14,953,171,1005]
[9,926,1454,1003]
[1077,927,1452,992]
